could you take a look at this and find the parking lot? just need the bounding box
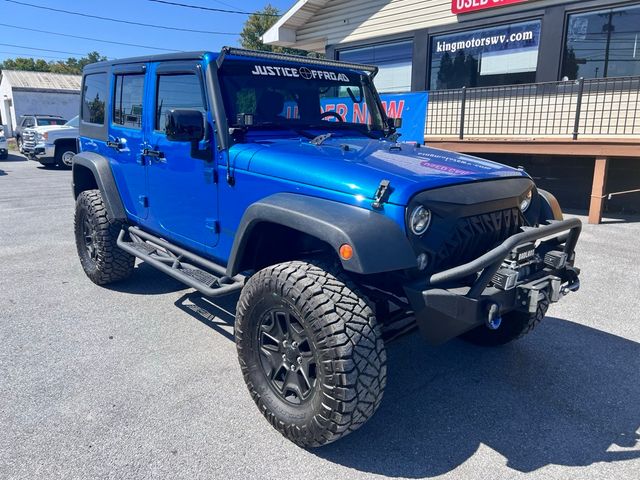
[1,153,639,480]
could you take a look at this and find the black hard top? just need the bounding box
[83,51,209,73]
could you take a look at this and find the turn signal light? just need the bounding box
[339,244,353,260]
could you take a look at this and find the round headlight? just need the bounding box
[410,206,432,236]
[520,189,533,212]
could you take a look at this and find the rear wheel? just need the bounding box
[74,189,134,285]
[235,260,387,447]
[460,291,550,346]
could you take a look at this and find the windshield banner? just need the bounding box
[319,92,429,143]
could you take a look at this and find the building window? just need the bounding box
[430,20,541,90]
[563,4,640,80]
[155,74,206,132]
[112,74,145,129]
[82,73,107,125]
[338,40,413,93]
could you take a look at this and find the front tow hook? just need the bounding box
[485,302,502,330]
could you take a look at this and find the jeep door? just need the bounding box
[108,64,148,220]
[144,61,218,254]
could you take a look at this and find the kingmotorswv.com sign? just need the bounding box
[435,27,537,54]
[430,20,541,89]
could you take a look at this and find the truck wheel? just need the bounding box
[460,291,550,347]
[235,260,387,447]
[55,145,76,168]
[16,136,23,153]
[74,189,134,285]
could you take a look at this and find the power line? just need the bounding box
[0,42,85,56]
[147,0,279,16]
[0,22,180,52]
[3,0,239,35]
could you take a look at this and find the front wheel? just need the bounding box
[55,145,76,168]
[235,261,387,447]
[16,136,23,153]
[74,189,134,285]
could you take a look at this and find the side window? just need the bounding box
[155,73,206,132]
[82,73,108,125]
[113,74,145,129]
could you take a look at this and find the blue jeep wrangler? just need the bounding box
[72,48,581,447]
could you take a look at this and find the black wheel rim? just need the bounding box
[82,214,98,261]
[258,308,317,405]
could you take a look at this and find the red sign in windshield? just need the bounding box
[452,0,528,15]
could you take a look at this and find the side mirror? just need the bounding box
[387,117,402,129]
[166,109,204,142]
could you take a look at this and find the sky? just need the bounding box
[0,0,294,63]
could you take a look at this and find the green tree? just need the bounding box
[0,51,106,75]
[0,57,50,72]
[239,4,319,57]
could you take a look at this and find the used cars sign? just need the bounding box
[452,0,528,15]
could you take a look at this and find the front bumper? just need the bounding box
[404,218,582,344]
[24,143,55,160]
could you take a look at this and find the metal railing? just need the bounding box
[426,76,640,140]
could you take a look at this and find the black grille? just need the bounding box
[429,207,525,272]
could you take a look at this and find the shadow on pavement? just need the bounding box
[103,266,640,476]
[314,317,640,477]
[564,208,640,224]
[174,291,239,342]
[2,152,27,162]
[106,263,188,295]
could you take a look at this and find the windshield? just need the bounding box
[65,116,79,127]
[38,118,66,126]
[218,61,387,135]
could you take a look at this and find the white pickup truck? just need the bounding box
[23,116,79,168]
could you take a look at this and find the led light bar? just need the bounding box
[217,46,378,76]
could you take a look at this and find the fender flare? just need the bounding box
[538,189,564,222]
[72,151,126,222]
[227,193,418,276]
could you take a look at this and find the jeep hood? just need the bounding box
[231,137,528,205]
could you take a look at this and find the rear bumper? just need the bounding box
[403,218,582,344]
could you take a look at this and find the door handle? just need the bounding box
[143,148,166,161]
[106,138,126,151]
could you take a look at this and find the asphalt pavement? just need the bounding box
[1,154,639,480]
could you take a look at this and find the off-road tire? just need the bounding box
[460,291,550,346]
[235,260,387,447]
[74,189,134,285]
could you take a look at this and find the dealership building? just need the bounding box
[265,0,640,221]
